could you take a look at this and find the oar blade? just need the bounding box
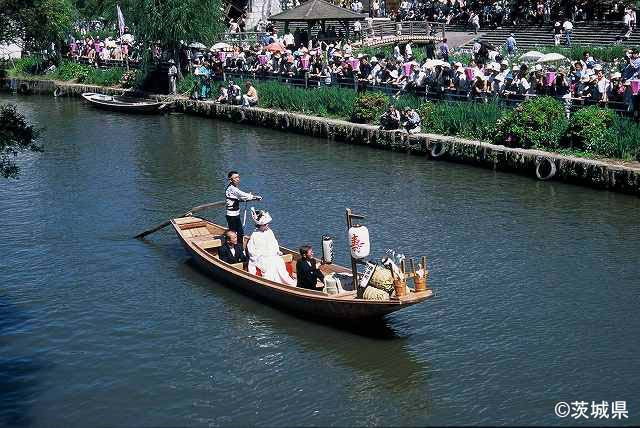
[134,220,172,239]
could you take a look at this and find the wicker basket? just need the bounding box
[393,279,406,297]
[413,276,427,292]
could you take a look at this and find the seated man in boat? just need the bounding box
[246,208,297,286]
[218,230,247,265]
[295,245,325,290]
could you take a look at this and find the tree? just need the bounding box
[0,104,42,179]
[78,0,225,61]
[0,0,76,53]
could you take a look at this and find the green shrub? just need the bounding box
[9,57,46,76]
[493,96,568,150]
[568,106,617,157]
[177,74,197,94]
[611,115,640,160]
[120,69,140,88]
[49,61,123,86]
[84,67,124,86]
[51,61,92,82]
[351,92,389,123]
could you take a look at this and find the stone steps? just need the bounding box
[450,23,640,51]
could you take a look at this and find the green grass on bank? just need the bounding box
[6,55,640,161]
[7,57,129,87]
[181,76,639,160]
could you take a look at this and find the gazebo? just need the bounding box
[269,0,365,41]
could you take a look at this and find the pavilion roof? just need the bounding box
[269,0,365,21]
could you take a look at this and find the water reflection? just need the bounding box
[0,297,48,427]
[176,258,432,402]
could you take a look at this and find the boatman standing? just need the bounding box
[225,170,261,244]
[167,59,178,95]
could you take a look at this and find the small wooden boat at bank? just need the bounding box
[171,216,434,321]
[81,92,168,113]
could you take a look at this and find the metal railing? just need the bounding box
[368,20,446,39]
[203,69,634,116]
[74,56,141,69]
[222,32,270,45]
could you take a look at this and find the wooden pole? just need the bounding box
[346,208,358,290]
[345,208,366,291]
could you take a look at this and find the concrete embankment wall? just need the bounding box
[3,77,640,196]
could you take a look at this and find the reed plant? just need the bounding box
[50,61,123,86]
[611,116,640,160]
[417,100,507,141]
[534,45,629,63]
[177,74,197,94]
[254,81,356,118]
[7,56,46,76]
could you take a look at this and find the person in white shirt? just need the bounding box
[562,19,573,46]
[343,42,352,57]
[247,209,297,286]
[283,31,295,49]
[372,0,380,17]
[471,12,480,34]
[405,42,412,58]
[353,20,362,41]
[225,171,261,243]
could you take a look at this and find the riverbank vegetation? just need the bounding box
[245,82,640,160]
[0,104,42,179]
[6,57,135,87]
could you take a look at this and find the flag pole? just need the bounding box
[116,4,129,71]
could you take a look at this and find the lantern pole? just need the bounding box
[346,208,366,291]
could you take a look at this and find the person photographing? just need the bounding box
[225,171,262,244]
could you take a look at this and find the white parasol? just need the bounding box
[537,52,568,64]
[188,42,207,50]
[211,42,231,51]
[519,50,544,62]
[424,59,449,69]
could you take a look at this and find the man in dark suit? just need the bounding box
[295,245,324,290]
[218,230,247,264]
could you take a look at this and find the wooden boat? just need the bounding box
[171,216,434,321]
[81,92,168,113]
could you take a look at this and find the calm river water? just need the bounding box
[1,94,639,427]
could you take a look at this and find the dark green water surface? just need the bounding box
[1,94,639,427]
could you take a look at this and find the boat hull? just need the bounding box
[172,218,433,322]
[81,92,165,114]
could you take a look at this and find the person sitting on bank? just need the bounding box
[247,208,297,286]
[227,80,242,105]
[379,105,401,130]
[401,106,421,134]
[218,230,247,264]
[216,84,228,103]
[242,81,259,108]
[296,245,325,290]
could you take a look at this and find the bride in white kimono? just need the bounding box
[247,208,297,286]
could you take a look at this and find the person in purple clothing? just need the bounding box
[439,38,449,62]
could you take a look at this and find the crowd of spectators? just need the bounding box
[66,27,139,66]
[177,30,640,117]
[358,0,637,29]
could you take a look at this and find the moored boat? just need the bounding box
[81,92,168,114]
[171,216,434,321]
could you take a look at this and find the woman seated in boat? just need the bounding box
[246,208,297,287]
[296,245,325,290]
